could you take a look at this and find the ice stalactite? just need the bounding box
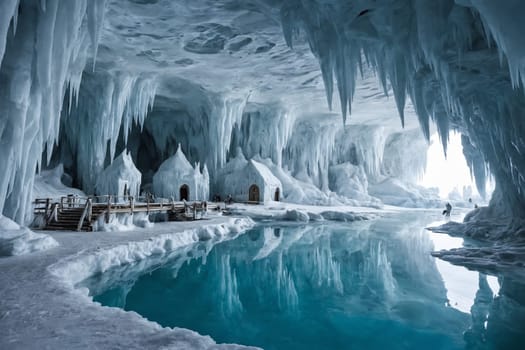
[0,0,19,69]
[468,0,525,89]
[0,0,106,223]
[462,134,487,199]
[283,118,338,191]
[274,0,525,216]
[231,103,296,168]
[134,84,248,184]
[207,94,248,172]
[60,71,157,193]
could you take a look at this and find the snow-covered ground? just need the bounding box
[224,201,381,222]
[0,217,257,350]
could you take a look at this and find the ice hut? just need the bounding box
[152,144,209,201]
[222,159,282,203]
[95,151,141,198]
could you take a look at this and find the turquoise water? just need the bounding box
[81,212,525,349]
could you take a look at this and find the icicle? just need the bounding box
[320,55,334,110]
[87,0,107,71]
[0,0,19,68]
[11,2,18,36]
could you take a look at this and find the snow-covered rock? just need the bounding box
[0,215,58,256]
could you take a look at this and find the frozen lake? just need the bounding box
[81,212,524,350]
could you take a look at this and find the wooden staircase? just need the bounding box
[44,206,106,232]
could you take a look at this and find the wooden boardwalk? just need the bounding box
[33,195,219,232]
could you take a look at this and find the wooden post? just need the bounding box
[87,198,92,222]
[106,195,111,224]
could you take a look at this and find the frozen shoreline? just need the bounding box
[2,202,513,349]
[0,216,259,350]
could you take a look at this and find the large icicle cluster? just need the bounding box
[231,103,296,168]
[60,71,157,193]
[274,0,525,214]
[0,0,106,222]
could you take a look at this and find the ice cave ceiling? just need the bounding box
[1,0,525,223]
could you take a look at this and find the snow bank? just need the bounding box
[33,164,86,200]
[0,215,58,256]
[369,178,441,208]
[226,204,374,223]
[49,217,254,287]
[96,212,154,232]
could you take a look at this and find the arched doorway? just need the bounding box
[274,187,280,201]
[249,184,260,202]
[180,184,189,201]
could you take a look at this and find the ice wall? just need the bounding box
[0,0,105,222]
[230,103,296,168]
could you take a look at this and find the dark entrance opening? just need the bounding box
[249,184,260,202]
[274,187,280,201]
[180,184,189,201]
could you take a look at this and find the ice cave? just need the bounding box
[1,0,525,349]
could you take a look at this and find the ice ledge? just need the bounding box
[49,217,255,287]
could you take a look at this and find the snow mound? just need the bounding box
[0,215,58,256]
[283,209,310,222]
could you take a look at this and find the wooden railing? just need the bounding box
[33,195,217,218]
[77,198,92,231]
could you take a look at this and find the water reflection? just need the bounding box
[81,212,525,349]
